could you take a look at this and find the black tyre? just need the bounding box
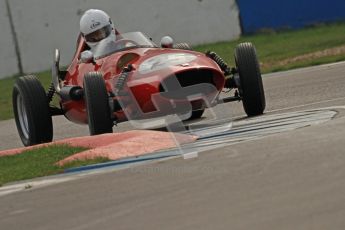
[83,72,113,135]
[12,75,53,146]
[235,42,266,116]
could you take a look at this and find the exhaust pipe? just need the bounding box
[59,86,83,101]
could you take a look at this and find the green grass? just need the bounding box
[2,23,345,121]
[0,144,109,186]
[194,22,345,72]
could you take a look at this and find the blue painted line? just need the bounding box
[64,150,181,174]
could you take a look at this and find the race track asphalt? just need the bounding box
[1,62,345,229]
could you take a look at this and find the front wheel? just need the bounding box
[235,42,266,116]
[83,72,113,135]
[13,75,53,146]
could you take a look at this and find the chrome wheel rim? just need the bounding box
[17,94,29,139]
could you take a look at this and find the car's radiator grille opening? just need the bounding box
[159,69,216,92]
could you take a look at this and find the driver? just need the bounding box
[79,9,116,52]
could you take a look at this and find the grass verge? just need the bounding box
[194,23,345,72]
[2,23,345,121]
[0,144,109,186]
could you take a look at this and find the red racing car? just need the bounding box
[12,31,265,146]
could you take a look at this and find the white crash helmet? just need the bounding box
[80,9,116,49]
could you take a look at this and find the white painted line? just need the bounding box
[183,151,199,160]
[0,155,180,197]
[187,108,338,154]
[263,61,345,78]
[265,97,345,114]
[0,177,73,197]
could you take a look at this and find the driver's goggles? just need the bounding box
[84,25,112,43]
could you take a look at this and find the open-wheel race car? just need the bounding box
[12,31,266,146]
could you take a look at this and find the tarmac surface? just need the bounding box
[1,62,345,229]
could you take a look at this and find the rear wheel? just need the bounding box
[83,72,113,135]
[13,75,53,146]
[235,42,266,116]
